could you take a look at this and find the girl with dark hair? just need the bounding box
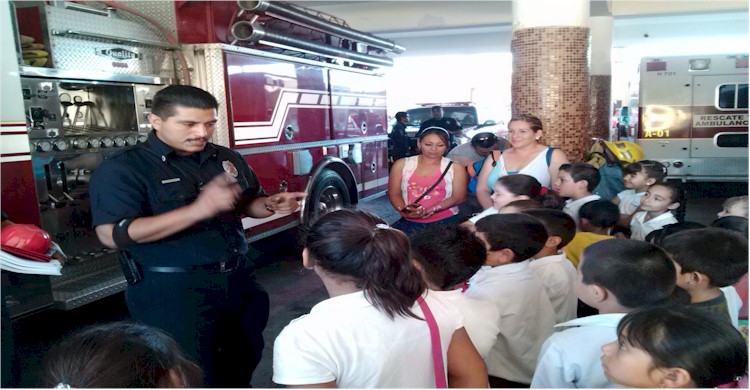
[601,305,748,388]
[465,174,559,225]
[475,114,568,209]
[272,209,487,388]
[388,127,468,233]
[40,321,203,388]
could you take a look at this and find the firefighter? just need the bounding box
[388,111,411,162]
[89,85,306,387]
[416,105,462,149]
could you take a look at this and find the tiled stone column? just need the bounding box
[511,0,590,161]
[590,16,614,143]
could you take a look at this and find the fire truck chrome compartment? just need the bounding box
[5,0,397,312]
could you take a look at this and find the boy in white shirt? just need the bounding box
[410,224,500,361]
[553,163,601,231]
[522,208,578,323]
[466,213,556,387]
[531,239,677,388]
[611,160,667,229]
[629,182,680,241]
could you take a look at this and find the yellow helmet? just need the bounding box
[603,140,644,165]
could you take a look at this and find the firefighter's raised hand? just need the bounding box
[264,192,307,214]
[191,173,242,219]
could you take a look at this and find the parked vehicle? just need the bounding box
[637,54,748,182]
[404,102,504,145]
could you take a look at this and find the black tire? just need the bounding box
[305,170,351,226]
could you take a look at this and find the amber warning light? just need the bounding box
[645,61,667,72]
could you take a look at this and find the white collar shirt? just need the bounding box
[629,211,678,241]
[465,260,556,383]
[531,313,627,388]
[273,291,463,388]
[435,289,500,360]
[616,189,645,215]
[564,194,601,230]
[529,252,578,323]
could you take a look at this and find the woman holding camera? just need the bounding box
[388,127,467,234]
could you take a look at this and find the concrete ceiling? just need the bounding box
[288,1,749,57]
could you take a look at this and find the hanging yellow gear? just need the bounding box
[603,140,644,165]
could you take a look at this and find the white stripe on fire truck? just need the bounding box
[299,93,320,104]
[231,87,385,144]
[234,135,387,153]
[241,212,288,229]
[0,155,31,163]
[1,133,32,155]
[358,176,389,191]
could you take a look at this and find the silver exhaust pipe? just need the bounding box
[237,0,405,54]
[231,21,394,68]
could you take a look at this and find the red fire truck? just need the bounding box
[1,1,401,316]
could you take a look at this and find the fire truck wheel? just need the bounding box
[305,170,351,225]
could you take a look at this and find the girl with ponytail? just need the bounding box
[272,209,487,388]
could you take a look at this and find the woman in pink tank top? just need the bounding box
[388,127,468,234]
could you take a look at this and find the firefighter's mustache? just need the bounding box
[186,137,209,143]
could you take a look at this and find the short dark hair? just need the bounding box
[151,85,219,118]
[711,216,749,236]
[409,224,486,289]
[581,240,675,308]
[496,174,542,198]
[431,105,442,112]
[661,228,748,287]
[521,208,576,248]
[558,162,601,192]
[501,199,542,212]
[644,221,706,246]
[471,132,499,149]
[579,200,619,228]
[395,111,408,121]
[40,321,202,388]
[508,114,543,131]
[623,160,667,182]
[474,213,548,262]
[617,305,748,388]
[302,209,425,319]
[418,126,450,146]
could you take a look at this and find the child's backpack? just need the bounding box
[467,150,501,193]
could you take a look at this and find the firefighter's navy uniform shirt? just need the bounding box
[90,131,266,267]
[418,116,462,134]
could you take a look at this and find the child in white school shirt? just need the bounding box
[553,163,601,231]
[522,208,578,324]
[273,210,487,388]
[629,182,680,241]
[465,213,556,387]
[409,223,500,361]
[612,160,667,228]
[531,239,677,388]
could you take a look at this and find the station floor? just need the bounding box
[6,181,747,388]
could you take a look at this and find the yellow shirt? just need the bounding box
[563,232,614,268]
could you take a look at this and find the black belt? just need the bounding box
[144,257,242,274]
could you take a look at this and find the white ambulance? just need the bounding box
[637,54,748,182]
